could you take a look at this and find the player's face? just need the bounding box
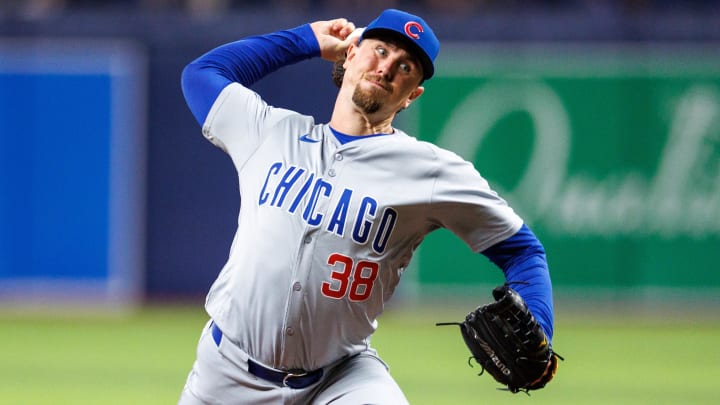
[343,38,424,116]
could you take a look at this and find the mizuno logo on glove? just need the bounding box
[478,339,511,376]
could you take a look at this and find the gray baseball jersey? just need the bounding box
[202,82,523,372]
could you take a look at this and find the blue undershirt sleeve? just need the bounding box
[181,23,321,125]
[481,224,555,341]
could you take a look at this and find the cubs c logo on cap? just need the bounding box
[404,21,423,39]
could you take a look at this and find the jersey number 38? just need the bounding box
[321,253,379,302]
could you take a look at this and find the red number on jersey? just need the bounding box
[348,260,379,301]
[321,253,379,302]
[321,253,354,299]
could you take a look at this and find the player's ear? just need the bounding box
[403,86,425,109]
[343,43,358,69]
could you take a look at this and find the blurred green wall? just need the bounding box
[413,44,720,291]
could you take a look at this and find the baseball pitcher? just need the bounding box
[178,8,557,404]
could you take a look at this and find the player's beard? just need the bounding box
[352,87,382,114]
[352,75,392,114]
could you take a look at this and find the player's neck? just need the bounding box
[329,99,395,136]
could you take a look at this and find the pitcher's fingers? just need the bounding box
[338,22,356,39]
[328,18,354,39]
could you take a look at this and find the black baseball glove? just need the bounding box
[437,285,562,394]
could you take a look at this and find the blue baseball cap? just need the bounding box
[360,9,440,80]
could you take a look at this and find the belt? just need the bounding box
[210,322,324,389]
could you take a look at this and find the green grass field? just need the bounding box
[1,305,718,404]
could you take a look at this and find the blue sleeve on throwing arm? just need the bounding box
[181,23,321,125]
[481,224,555,341]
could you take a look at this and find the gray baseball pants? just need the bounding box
[178,320,409,405]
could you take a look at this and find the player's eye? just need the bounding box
[375,46,387,56]
[399,62,411,74]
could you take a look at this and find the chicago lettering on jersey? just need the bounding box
[258,162,398,253]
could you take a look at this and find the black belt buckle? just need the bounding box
[283,371,311,388]
[248,359,323,389]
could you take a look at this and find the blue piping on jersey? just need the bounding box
[329,127,391,144]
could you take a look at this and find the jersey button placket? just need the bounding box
[327,151,343,178]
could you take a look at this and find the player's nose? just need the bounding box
[375,59,396,81]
